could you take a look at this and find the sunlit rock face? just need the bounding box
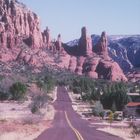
[0,0,42,48]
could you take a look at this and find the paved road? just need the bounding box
[35,86,122,140]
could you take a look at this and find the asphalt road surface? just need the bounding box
[35,86,123,140]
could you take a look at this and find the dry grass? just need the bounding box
[0,120,52,140]
[98,126,140,140]
[0,86,57,140]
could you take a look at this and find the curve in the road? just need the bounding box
[65,111,84,140]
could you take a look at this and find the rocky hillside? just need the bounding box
[0,0,67,74]
[0,0,42,48]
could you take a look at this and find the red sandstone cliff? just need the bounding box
[0,0,42,48]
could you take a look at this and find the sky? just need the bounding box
[19,0,140,42]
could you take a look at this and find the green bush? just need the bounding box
[31,105,39,114]
[73,86,81,94]
[31,94,48,114]
[92,101,104,116]
[36,80,44,90]
[0,91,9,101]
[43,74,56,92]
[101,82,130,111]
[10,82,27,100]
[108,111,114,125]
[36,74,56,93]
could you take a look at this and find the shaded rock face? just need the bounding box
[78,27,92,56]
[75,56,85,75]
[68,56,77,72]
[95,60,127,81]
[0,0,42,48]
[82,57,99,79]
[108,44,133,72]
[94,31,108,56]
[68,55,127,81]
[127,69,140,82]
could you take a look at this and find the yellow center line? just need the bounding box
[65,111,84,140]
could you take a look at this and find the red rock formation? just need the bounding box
[55,34,62,52]
[96,60,127,81]
[42,27,51,49]
[68,56,77,72]
[78,27,92,56]
[83,57,99,79]
[68,54,127,81]
[75,56,85,75]
[94,31,108,56]
[0,0,42,48]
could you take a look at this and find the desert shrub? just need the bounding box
[37,74,56,92]
[99,111,104,119]
[108,111,114,125]
[92,101,104,116]
[44,74,56,91]
[9,82,27,100]
[111,101,117,112]
[31,94,48,114]
[113,113,119,120]
[82,94,91,101]
[73,86,81,94]
[31,104,39,114]
[0,75,4,81]
[0,91,9,100]
[22,116,41,125]
[101,82,130,111]
[130,122,140,138]
[36,80,44,90]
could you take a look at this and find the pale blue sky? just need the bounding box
[19,0,140,42]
